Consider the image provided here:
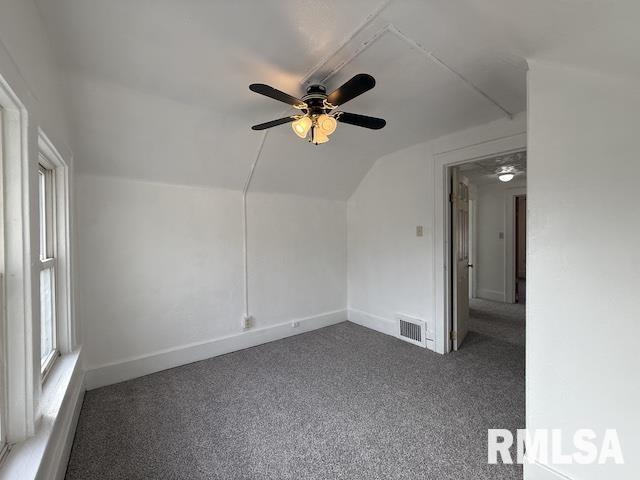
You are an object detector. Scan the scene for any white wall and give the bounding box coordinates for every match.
[76,174,347,384]
[476,183,507,301]
[526,62,640,480]
[475,180,526,302]
[347,113,527,345]
[248,192,347,325]
[0,0,71,148]
[76,175,244,368]
[348,142,434,338]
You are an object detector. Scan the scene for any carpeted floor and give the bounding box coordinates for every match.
[66,322,524,480]
[468,298,526,346]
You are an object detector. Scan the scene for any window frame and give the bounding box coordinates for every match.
[37,130,73,384]
[37,160,58,380]
[0,106,8,462]
[0,69,35,444]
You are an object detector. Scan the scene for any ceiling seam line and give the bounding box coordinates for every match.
[387,25,515,119]
[320,24,392,85]
[300,0,394,85]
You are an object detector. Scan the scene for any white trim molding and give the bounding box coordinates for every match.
[0,70,35,441]
[86,310,347,390]
[348,309,396,337]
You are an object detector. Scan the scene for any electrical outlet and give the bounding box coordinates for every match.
[242,316,253,329]
[416,225,424,237]
[292,320,300,328]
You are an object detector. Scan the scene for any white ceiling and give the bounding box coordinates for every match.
[459,150,526,186]
[36,0,640,199]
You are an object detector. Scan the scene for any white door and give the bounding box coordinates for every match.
[451,168,471,350]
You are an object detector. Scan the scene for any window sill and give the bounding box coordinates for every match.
[0,349,84,480]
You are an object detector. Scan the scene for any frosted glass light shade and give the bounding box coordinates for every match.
[312,128,329,144]
[498,173,515,182]
[317,114,337,135]
[292,116,312,138]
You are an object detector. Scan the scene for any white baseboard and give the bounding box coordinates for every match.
[86,310,347,390]
[477,288,507,303]
[347,309,435,351]
[525,461,574,480]
[348,309,396,336]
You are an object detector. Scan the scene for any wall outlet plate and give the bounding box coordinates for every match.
[242,316,253,329]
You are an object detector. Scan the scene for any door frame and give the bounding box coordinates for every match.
[468,195,477,299]
[505,189,527,304]
[432,133,526,354]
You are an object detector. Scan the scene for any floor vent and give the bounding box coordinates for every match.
[397,314,427,348]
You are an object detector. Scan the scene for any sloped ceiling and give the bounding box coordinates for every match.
[36,0,640,199]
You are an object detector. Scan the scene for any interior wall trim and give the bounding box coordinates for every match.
[85,310,347,390]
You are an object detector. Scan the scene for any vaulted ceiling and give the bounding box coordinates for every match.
[36,0,640,199]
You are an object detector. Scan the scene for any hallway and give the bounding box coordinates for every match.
[468,299,525,347]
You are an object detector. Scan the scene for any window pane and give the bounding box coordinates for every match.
[38,170,46,259]
[40,267,55,366]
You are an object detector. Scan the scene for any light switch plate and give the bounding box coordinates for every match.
[416,226,424,237]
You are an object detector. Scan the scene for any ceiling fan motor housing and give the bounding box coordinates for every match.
[303,84,329,115]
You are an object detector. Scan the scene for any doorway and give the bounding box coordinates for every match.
[515,195,526,304]
[448,151,527,350]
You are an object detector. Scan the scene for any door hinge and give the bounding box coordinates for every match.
[450,330,457,341]
[449,192,455,203]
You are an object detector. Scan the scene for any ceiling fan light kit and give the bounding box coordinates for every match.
[249,73,386,145]
[498,173,515,182]
[292,116,313,138]
[496,165,517,182]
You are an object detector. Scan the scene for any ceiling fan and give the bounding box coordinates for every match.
[249,73,386,145]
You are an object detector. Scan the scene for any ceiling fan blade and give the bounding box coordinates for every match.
[251,116,296,131]
[249,84,306,108]
[326,74,376,108]
[337,112,386,130]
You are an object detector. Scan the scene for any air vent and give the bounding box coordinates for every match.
[397,314,427,348]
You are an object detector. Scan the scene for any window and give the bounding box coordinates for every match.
[38,161,58,378]
[0,107,7,460]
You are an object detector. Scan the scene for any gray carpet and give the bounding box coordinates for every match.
[66,322,524,479]
[469,298,526,346]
